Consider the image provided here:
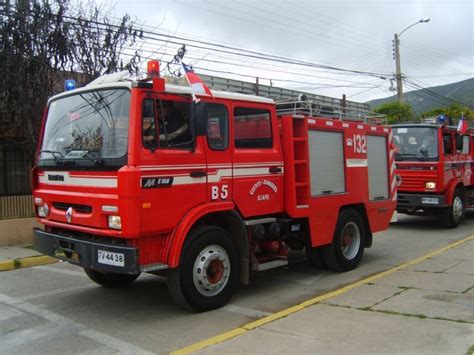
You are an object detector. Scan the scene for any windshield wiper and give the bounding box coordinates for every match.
[64,149,103,165]
[84,150,103,165]
[39,150,64,163]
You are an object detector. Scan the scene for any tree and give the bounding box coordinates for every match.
[0,0,142,144]
[373,101,416,124]
[420,103,472,125]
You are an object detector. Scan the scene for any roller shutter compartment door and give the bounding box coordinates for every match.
[367,135,389,200]
[308,130,345,196]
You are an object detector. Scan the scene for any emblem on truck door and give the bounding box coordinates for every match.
[66,207,73,223]
[142,177,174,188]
[48,174,65,181]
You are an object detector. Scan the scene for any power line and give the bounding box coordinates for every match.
[13,5,393,80]
[404,78,474,109]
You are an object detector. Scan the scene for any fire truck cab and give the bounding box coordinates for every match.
[393,122,473,227]
[33,65,396,311]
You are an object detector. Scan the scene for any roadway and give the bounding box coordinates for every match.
[0,212,473,354]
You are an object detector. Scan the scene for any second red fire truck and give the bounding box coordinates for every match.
[393,120,473,227]
[33,62,397,311]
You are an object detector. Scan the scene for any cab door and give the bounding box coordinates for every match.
[201,102,233,204]
[231,103,284,217]
[138,95,206,235]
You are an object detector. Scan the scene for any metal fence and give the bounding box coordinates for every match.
[0,143,35,219]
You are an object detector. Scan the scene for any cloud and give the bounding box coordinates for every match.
[104,0,473,101]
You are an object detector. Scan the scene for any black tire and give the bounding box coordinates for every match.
[306,245,328,270]
[442,189,465,228]
[323,209,366,272]
[84,268,140,288]
[167,226,240,312]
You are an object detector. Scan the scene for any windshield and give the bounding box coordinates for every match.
[39,89,130,168]
[393,126,439,161]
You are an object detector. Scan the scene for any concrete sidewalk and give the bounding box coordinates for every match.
[181,237,474,355]
[0,245,57,271]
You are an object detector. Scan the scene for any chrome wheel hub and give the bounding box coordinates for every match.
[193,245,231,297]
[341,222,361,260]
[452,196,463,222]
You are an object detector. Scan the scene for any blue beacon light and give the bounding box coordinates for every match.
[65,79,76,91]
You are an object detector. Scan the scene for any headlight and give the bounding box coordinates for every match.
[425,182,436,189]
[108,215,122,230]
[37,203,49,217]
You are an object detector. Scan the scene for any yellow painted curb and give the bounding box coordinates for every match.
[18,256,58,268]
[171,234,474,355]
[0,255,58,272]
[170,328,247,355]
[0,260,15,272]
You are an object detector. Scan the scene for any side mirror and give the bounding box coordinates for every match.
[455,134,463,151]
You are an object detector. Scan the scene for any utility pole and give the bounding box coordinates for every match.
[393,33,403,102]
[393,18,430,103]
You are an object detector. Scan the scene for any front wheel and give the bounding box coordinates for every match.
[84,268,140,288]
[323,209,366,272]
[167,226,240,312]
[442,189,465,228]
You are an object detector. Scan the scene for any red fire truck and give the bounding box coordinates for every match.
[393,121,473,227]
[33,62,397,311]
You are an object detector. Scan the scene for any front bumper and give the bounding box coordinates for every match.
[397,193,446,210]
[34,228,140,274]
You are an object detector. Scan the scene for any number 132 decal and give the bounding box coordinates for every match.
[353,134,367,154]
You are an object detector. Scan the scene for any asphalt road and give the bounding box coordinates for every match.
[1,212,473,354]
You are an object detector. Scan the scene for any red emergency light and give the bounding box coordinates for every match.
[146,60,165,91]
[147,60,160,78]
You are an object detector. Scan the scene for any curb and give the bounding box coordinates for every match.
[0,260,15,272]
[0,255,58,272]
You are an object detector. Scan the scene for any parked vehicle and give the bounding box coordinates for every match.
[392,121,473,227]
[33,61,397,311]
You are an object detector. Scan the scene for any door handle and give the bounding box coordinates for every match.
[190,171,207,178]
[269,166,282,174]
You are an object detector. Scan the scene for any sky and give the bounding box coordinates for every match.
[99,0,473,103]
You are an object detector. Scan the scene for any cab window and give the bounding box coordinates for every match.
[206,104,229,150]
[141,99,193,150]
[234,107,272,149]
[462,136,470,154]
[156,100,192,148]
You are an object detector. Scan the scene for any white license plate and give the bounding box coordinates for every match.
[422,197,439,205]
[97,250,125,267]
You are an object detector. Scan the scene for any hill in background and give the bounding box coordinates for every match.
[367,77,474,115]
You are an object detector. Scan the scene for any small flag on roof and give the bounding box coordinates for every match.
[457,112,468,135]
[182,63,213,102]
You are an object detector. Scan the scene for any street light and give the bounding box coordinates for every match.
[393,18,430,101]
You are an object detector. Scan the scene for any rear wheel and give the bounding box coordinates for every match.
[167,226,240,312]
[323,209,366,272]
[84,268,140,288]
[442,189,465,228]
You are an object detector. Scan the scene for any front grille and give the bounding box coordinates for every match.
[53,202,92,213]
[400,176,424,189]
